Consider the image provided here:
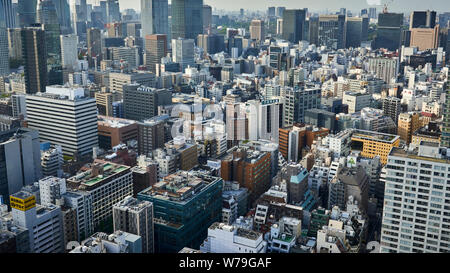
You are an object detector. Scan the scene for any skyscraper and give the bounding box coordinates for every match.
[203,5,212,33]
[106,0,121,23]
[282,9,306,43]
[374,12,403,51]
[1,0,16,28]
[346,17,369,48]
[145,34,167,73]
[17,0,37,27]
[172,38,195,71]
[0,0,9,76]
[409,10,436,29]
[171,0,203,40]
[87,28,102,68]
[318,14,346,50]
[50,0,71,34]
[250,20,265,42]
[141,0,169,45]
[380,142,450,253]
[60,34,78,70]
[37,0,63,85]
[21,27,47,94]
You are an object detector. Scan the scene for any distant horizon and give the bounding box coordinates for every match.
[82,0,449,14]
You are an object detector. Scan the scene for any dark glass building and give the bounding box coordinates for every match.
[374,12,403,51]
[171,0,203,40]
[21,27,47,94]
[282,9,306,43]
[138,171,223,253]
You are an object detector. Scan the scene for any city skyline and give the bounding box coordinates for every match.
[82,0,450,13]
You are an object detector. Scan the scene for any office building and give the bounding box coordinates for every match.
[70,230,141,253]
[26,86,98,156]
[41,145,63,178]
[282,9,306,43]
[97,116,138,150]
[172,38,195,71]
[67,160,133,230]
[350,129,400,164]
[397,112,421,144]
[171,0,203,40]
[374,12,403,51]
[109,72,157,97]
[0,128,42,205]
[410,25,440,51]
[137,117,166,156]
[250,20,265,42]
[145,34,167,73]
[106,0,120,23]
[382,97,402,125]
[141,0,169,43]
[197,34,225,55]
[10,191,63,253]
[410,10,436,29]
[368,57,399,84]
[113,196,154,253]
[203,5,212,32]
[318,15,346,50]
[60,34,78,70]
[123,84,172,121]
[380,142,450,253]
[342,92,371,114]
[200,222,266,253]
[138,171,223,253]
[282,87,321,127]
[346,17,369,48]
[442,87,450,148]
[21,27,47,94]
[17,0,37,27]
[87,28,102,68]
[304,109,337,133]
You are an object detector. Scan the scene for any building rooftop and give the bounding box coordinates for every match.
[209,222,261,241]
[67,160,130,190]
[98,115,137,128]
[138,171,222,204]
[352,129,399,143]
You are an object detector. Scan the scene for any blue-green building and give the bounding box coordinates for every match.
[137,170,222,253]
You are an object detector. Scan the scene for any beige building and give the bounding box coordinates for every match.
[397,112,421,144]
[250,20,265,42]
[410,25,439,51]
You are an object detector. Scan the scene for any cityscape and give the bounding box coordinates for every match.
[0,0,450,257]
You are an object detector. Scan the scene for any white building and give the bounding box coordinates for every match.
[25,85,98,156]
[39,176,67,207]
[172,38,195,71]
[200,222,267,253]
[11,191,64,253]
[380,142,450,253]
[342,91,371,114]
[60,34,79,70]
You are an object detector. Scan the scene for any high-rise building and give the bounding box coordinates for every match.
[441,86,450,148]
[60,34,79,70]
[41,145,63,178]
[145,34,167,73]
[137,117,166,156]
[37,0,63,85]
[97,116,138,150]
[350,129,400,165]
[7,28,22,62]
[382,97,402,125]
[397,112,421,144]
[26,86,98,156]
[172,38,195,71]
[0,0,15,28]
[138,171,223,253]
[250,20,265,42]
[0,128,42,205]
[345,17,369,48]
[410,25,440,51]
[409,10,436,29]
[123,84,172,121]
[109,72,157,97]
[141,0,169,46]
[368,57,399,84]
[282,9,306,43]
[21,27,47,94]
[50,0,71,33]
[318,15,346,50]
[203,5,212,32]
[87,28,102,68]
[0,0,9,76]
[106,0,120,23]
[113,196,154,253]
[171,0,203,40]
[17,0,37,27]
[380,142,450,253]
[374,12,403,51]
[282,87,321,127]
[368,7,377,19]
[10,191,64,253]
[197,34,225,55]
[67,160,133,230]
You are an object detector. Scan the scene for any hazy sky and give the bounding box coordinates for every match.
[86,0,449,13]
